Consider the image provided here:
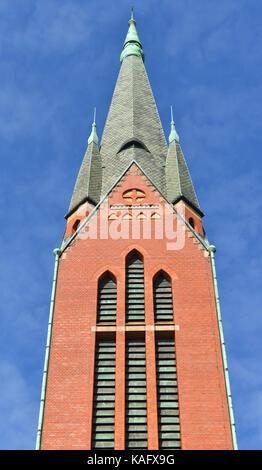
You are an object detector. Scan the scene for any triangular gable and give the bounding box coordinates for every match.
[60,160,209,254]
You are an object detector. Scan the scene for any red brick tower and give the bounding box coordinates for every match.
[36,12,237,451]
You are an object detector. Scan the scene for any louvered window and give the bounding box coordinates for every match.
[125,339,148,449]
[126,252,145,322]
[155,338,180,449]
[153,273,174,322]
[92,340,116,449]
[97,273,117,322]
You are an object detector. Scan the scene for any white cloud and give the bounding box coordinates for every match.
[1,0,93,56]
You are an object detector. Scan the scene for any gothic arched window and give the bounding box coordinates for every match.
[153,271,174,322]
[125,250,145,322]
[97,272,117,322]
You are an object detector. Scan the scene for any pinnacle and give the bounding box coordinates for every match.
[88,108,99,145]
[169,106,180,144]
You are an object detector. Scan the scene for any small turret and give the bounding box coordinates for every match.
[65,109,102,223]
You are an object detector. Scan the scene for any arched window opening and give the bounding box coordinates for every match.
[72,219,81,234]
[97,272,117,322]
[117,139,150,154]
[153,271,174,322]
[125,251,145,322]
[189,217,195,229]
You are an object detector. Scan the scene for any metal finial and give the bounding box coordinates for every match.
[169,105,180,143]
[170,105,174,123]
[121,5,144,63]
[88,107,99,145]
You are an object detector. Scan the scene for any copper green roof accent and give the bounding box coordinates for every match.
[208,244,238,450]
[120,8,144,63]
[36,248,61,450]
[88,107,99,145]
[169,106,180,143]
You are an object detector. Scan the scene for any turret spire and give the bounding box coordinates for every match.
[169,105,180,143]
[120,8,144,63]
[88,107,99,145]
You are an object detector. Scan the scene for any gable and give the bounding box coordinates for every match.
[61,161,208,255]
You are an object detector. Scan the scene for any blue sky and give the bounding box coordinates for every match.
[0,0,261,450]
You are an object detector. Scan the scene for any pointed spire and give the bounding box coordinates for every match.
[165,133,203,215]
[120,8,144,63]
[169,106,180,144]
[88,107,99,145]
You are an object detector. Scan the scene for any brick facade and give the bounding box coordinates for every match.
[40,164,233,450]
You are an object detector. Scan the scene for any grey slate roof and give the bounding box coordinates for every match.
[66,141,102,218]
[99,54,168,196]
[165,140,202,215]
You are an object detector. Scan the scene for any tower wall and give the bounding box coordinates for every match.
[40,166,233,450]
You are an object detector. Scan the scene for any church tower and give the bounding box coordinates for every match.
[36,11,237,451]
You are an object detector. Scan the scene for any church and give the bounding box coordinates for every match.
[36,10,237,451]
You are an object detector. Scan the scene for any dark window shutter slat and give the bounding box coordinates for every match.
[125,339,148,449]
[156,338,181,450]
[154,274,174,322]
[92,340,116,449]
[97,275,117,322]
[126,254,145,322]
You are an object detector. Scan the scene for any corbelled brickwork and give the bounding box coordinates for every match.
[40,164,233,450]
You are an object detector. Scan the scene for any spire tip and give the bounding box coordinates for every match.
[88,108,99,145]
[170,105,174,123]
[120,6,144,63]
[169,106,180,144]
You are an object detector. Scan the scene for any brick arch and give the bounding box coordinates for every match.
[93,264,121,283]
[120,244,149,263]
[150,264,179,281]
[153,269,171,283]
[125,248,144,263]
[97,269,117,284]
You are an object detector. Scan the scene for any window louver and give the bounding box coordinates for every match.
[153,274,174,322]
[92,340,116,449]
[97,274,117,322]
[155,338,181,449]
[126,254,145,322]
[125,339,148,449]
